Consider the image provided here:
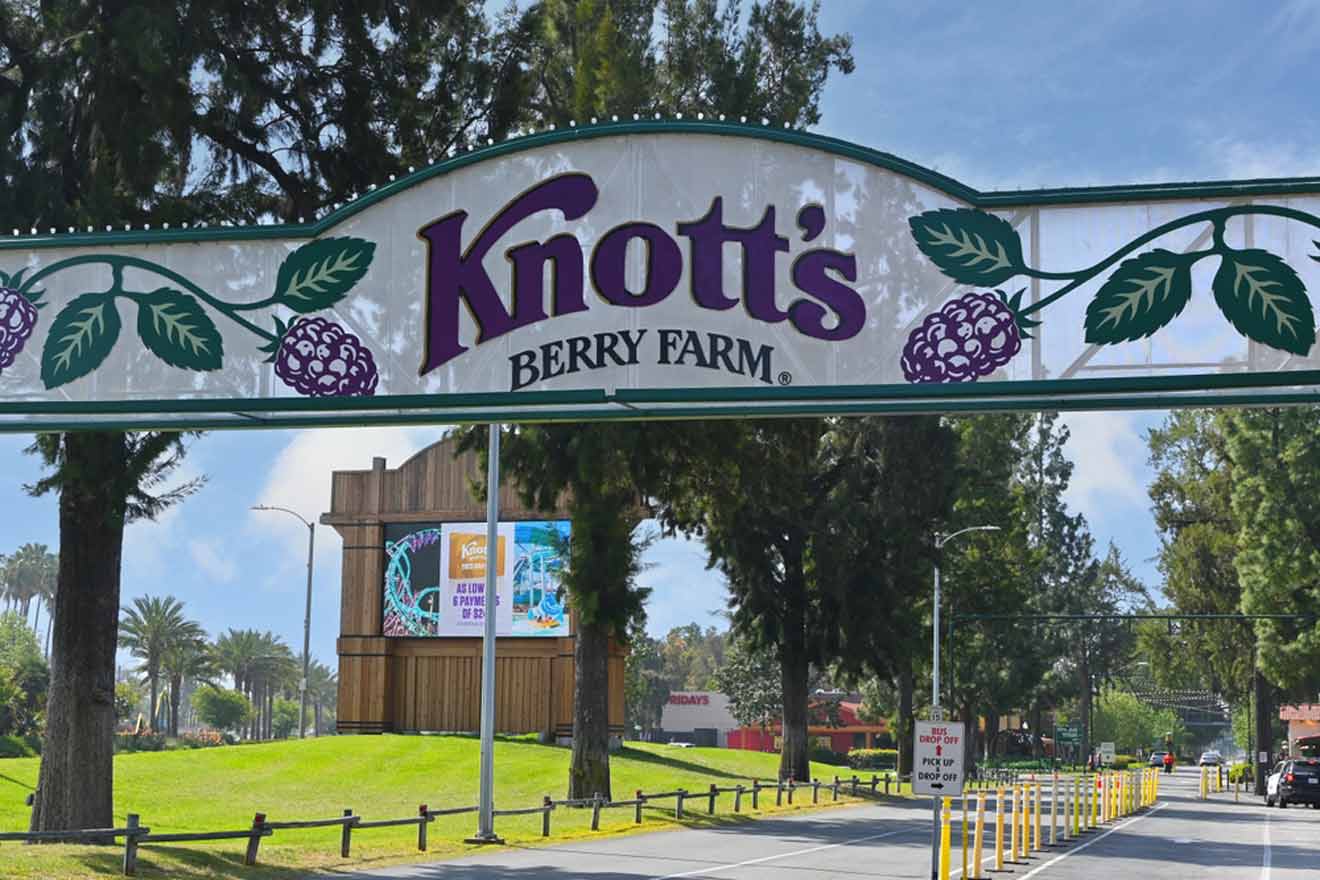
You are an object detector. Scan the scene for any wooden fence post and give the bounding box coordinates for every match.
[417,805,428,851]
[543,796,553,836]
[591,794,602,831]
[812,779,820,804]
[871,775,879,794]
[787,781,794,805]
[734,785,743,813]
[708,784,718,814]
[340,809,353,858]
[885,776,891,796]
[833,775,840,801]
[244,813,266,867]
[851,775,859,797]
[776,781,783,807]
[752,780,760,810]
[122,814,140,877]
[676,789,686,820]
[634,790,644,824]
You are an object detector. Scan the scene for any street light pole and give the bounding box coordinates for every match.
[252,505,315,740]
[929,524,999,880]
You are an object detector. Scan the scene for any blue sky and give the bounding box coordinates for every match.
[5,1,1320,667]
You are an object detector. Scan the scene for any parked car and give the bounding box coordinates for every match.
[1265,759,1320,808]
[1149,751,1168,768]
[1199,750,1223,766]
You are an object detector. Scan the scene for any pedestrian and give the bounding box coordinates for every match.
[1163,751,1174,775]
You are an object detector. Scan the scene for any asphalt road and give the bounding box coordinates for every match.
[317,766,1318,879]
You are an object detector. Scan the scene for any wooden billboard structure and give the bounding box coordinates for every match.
[321,435,625,739]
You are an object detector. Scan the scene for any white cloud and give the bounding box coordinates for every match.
[1059,411,1150,520]
[122,458,205,579]
[1200,137,1320,180]
[250,426,442,586]
[189,538,237,583]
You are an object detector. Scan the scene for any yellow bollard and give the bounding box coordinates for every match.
[972,791,987,880]
[995,786,1005,872]
[962,796,969,879]
[1050,774,1059,846]
[1033,783,1042,851]
[1010,785,1020,861]
[940,797,953,880]
[1090,775,1099,828]
[1074,776,1082,835]
[1021,781,1030,852]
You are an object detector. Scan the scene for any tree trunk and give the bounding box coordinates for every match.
[568,618,612,799]
[1254,667,1271,795]
[984,712,1000,761]
[148,669,159,734]
[31,432,127,837]
[897,663,914,778]
[313,702,321,737]
[961,701,977,775]
[168,674,181,737]
[778,595,811,783]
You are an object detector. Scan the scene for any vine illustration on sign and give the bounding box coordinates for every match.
[0,237,379,397]
[902,205,1320,383]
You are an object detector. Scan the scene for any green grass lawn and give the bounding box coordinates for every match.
[0,737,898,879]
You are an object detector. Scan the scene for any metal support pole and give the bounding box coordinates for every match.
[471,423,503,843]
[299,521,314,739]
[930,550,941,880]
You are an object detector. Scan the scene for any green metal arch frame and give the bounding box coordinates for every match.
[4,118,1320,253]
[4,118,1320,430]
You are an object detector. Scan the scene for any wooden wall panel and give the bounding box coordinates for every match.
[326,437,629,738]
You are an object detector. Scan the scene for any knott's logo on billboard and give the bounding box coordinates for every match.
[3,120,1320,431]
[416,173,862,392]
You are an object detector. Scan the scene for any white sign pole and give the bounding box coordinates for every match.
[471,423,502,843]
[930,547,942,880]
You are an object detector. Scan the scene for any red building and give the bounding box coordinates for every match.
[727,701,890,754]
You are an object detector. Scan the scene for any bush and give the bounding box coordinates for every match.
[809,745,847,766]
[179,730,226,749]
[272,698,300,739]
[847,748,898,770]
[1228,762,1253,783]
[1111,754,1136,769]
[114,733,167,753]
[0,734,39,758]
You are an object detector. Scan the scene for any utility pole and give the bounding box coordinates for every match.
[251,505,315,739]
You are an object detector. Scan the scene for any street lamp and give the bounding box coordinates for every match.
[929,524,999,880]
[251,504,315,740]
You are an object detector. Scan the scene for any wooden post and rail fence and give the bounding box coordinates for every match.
[2,773,907,875]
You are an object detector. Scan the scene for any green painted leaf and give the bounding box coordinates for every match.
[274,237,375,313]
[1084,249,1194,345]
[908,208,1024,285]
[136,288,223,371]
[1212,248,1315,355]
[40,294,121,389]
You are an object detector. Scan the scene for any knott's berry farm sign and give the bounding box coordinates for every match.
[4,119,1320,431]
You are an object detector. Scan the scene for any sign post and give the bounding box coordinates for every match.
[916,720,966,880]
[467,423,503,844]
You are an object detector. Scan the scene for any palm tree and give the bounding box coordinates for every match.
[160,636,215,736]
[212,629,295,739]
[4,544,57,626]
[118,597,203,733]
[305,660,338,736]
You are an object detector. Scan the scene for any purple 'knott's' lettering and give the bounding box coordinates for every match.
[789,204,865,341]
[418,173,599,374]
[677,198,790,322]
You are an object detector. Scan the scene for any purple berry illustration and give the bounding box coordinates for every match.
[274,316,379,397]
[0,286,38,371]
[901,291,1023,383]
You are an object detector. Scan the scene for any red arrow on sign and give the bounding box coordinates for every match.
[935,745,942,756]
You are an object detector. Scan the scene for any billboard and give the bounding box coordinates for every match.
[382,520,570,638]
[5,120,1320,432]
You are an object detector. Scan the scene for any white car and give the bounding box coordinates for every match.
[1199,750,1223,766]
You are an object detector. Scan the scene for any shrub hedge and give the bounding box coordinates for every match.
[847,748,898,770]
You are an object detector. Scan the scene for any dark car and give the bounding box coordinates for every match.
[1267,758,1320,808]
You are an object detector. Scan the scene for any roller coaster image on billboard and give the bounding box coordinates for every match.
[382,520,570,638]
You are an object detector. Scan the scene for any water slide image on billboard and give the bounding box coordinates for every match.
[382,521,570,637]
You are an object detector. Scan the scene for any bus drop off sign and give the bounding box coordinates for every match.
[913,721,966,796]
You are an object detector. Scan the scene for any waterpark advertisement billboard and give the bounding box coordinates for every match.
[382,520,570,638]
[4,119,1320,431]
